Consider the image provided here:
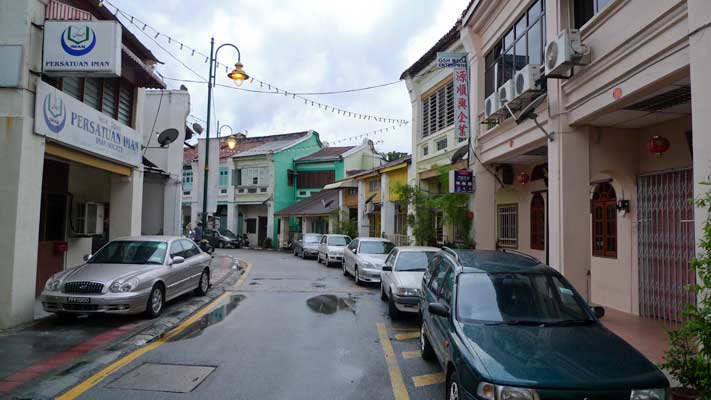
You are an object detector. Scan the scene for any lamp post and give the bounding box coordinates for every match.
[201,37,248,229]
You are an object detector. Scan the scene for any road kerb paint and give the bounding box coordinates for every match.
[394,331,421,341]
[56,260,253,400]
[401,350,420,360]
[376,323,410,400]
[412,372,445,388]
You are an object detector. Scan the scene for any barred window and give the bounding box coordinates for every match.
[421,80,454,138]
[497,203,518,248]
[436,138,447,151]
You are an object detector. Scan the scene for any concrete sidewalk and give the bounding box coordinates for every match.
[0,254,240,398]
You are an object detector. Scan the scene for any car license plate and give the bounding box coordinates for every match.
[66,297,91,304]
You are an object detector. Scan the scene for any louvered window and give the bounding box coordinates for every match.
[421,79,454,138]
[83,78,101,110]
[60,77,135,127]
[101,79,118,119]
[62,77,82,101]
[117,83,134,126]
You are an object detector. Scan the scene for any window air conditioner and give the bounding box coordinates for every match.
[498,79,515,107]
[76,202,105,236]
[545,29,591,77]
[484,92,500,119]
[514,64,542,98]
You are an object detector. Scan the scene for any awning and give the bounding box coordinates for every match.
[276,189,339,217]
[323,179,358,190]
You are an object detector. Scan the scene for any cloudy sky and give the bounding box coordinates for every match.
[116,0,466,153]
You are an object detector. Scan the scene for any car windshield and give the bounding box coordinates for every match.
[456,273,593,324]
[359,241,395,254]
[395,251,436,271]
[89,241,167,265]
[304,235,321,243]
[220,230,237,239]
[328,236,350,246]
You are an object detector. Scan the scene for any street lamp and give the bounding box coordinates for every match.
[218,123,238,151]
[201,38,248,229]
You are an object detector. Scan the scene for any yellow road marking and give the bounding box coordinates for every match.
[57,261,253,400]
[390,327,419,332]
[402,350,420,359]
[394,331,420,341]
[412,372,446,387]
[376,323,410,400]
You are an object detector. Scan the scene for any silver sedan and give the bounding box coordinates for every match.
[40,236,211,318]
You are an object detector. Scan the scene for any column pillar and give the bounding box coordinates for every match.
[227,203,236,233]
[110,168,144,239]
[279,217,289,247]
[473,159,497,250]
[357,180,369,237]
[381,173,394,237]
[266,201,275,248]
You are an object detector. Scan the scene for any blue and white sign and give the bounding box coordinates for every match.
[449,169,475,194]
[35,81,141,167]
[43,21,121,77]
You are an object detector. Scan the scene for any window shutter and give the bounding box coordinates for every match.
[233,169,241,186]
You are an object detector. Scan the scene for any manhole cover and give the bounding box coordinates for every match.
[107,363,216,393]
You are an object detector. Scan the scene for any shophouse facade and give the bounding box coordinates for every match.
[461,0,711,322]
[0,0,171,328]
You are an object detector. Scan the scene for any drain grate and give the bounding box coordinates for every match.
[107,363,216,393]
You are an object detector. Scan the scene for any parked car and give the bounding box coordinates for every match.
[342,237,395,284]
[40,236,211,318]
[419,248,669,400]
[381,246,438,318]
[317,234,352,266]
[293,233,323,259]
[205,229,242,249]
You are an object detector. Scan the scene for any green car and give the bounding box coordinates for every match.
[419,249,668,400]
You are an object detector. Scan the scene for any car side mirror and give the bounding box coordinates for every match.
[170,256,185,265]
[382,266,392,272]
[592,306,605,319]
[429,303,450,318]
[83,254,92,262]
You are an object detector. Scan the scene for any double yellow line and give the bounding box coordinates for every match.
[57,261,253,400]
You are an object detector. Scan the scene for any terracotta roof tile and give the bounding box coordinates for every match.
[295,146,355,162]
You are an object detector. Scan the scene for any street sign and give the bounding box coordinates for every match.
[43,21,122,77]
[438,52,470,141]
[436,52,468,69]
[449,169,475,194]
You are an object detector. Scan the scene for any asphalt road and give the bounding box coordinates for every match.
[67,249,445,400]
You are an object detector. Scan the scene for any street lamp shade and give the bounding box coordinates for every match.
[227,62,249,87]
[226,135,238,150]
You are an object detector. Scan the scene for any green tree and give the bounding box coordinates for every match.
[384,151,408,162]
[330,210,358,238]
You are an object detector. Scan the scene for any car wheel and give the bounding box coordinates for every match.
[380,284,387,301]
[145,285,164,318]
[388,291,400,319]
[420,324,435,361]
[447,370,461,400]
[301,249,306,259]
[194,269,210,296]
[342,261,348,276]
[354,267,361,285]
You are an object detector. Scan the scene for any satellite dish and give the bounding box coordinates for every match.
[192,123,204,134]
[157,128,179,147]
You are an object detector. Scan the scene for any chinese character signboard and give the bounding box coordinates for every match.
[43,21,122,77]
[449,169,475,194]
[438,52,470,141]
[34,81,141,166]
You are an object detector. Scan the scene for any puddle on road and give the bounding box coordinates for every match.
[306,294,356,315]
[169,295,245,341]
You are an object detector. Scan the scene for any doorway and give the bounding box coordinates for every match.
[36,159,69,296]
[258,216,268,247]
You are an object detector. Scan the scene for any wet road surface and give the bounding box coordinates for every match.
[68,249,445,400]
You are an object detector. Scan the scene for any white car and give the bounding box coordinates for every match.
[380,246,439,318]
[342,237,395,284]
[317,234,352,266]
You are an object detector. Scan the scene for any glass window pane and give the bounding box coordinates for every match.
[62,77,82,101]
[515,37,527,72]
[503,47,514,82]
[515,14,527,39]
[528,0,543,21]
[596,0,611,12]
[528,20,543,66]
[83,78,101,110]
[504,29,514,50]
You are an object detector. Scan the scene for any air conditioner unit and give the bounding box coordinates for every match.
[76,202,105,236]
[484,92,501,119]
[498,164,514,186]
[545,29,591,77]
[498,79,515,107]
[365,203,375,214]
[514,64,542,98]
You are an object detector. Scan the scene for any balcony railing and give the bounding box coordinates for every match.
[385,233,411,247]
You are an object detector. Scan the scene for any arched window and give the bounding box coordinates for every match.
[591,182,617,258]
[530,193,545,250]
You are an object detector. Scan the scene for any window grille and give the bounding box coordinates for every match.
[497,203,518,248]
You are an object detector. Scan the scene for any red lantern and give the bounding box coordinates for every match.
[53,241,68,254]
[466,211,474,220]
[517,172,530,184]
[647,135,670,158]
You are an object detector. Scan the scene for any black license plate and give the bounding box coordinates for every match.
[66,297,91,304]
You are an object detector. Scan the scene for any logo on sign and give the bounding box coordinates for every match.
[43,93,66,133]
[60,25,96,56]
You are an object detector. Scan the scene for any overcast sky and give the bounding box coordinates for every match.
[117,0,466,153]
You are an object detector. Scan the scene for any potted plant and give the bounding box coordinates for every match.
[662,181,711,399]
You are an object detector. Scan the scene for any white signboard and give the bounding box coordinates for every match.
[35,81,141,166]
[437,52,468,69]
[43,21,122,77]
